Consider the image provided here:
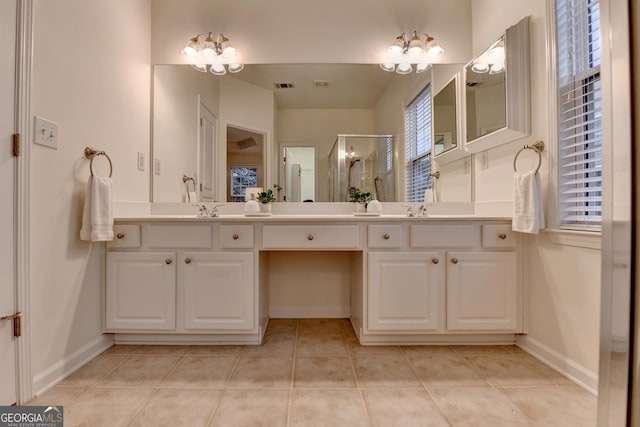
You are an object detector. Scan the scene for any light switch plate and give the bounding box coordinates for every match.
[137,152,145,171]
[154,158,161,175]
[34,116,59,149]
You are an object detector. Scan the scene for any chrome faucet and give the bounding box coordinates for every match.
[402,204,429,217]
[196,204,223,218]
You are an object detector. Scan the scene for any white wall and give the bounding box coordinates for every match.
[30,0,150,392]
[219,77,275,200]
[151,0,472,65]
[278,109,375,202]
[470,0,601,389]
[153,66,219,202]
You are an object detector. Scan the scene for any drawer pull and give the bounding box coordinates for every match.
[451,258,458,264]
[307,235,314,241]
[432,258,439,264]
[383,233,390,240]
[165,259,173,265]
[116,233,125,239]
[232,233,239,240]
[184,258,192,264]
[498,233,507,240]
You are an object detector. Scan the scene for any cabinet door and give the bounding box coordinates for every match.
[446,251,518,330]
[368,252,443,331]
[180,252,255,331]
[106,252,176,331]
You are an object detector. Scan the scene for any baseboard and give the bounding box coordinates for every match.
[31,334,114,397]
[516,335,598,395]
[269,306,349,319]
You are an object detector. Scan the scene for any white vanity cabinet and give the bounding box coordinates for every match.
[361,221,520,342]
[106,251,176,331]
[179,252,254,331]
[106,217,520,345]
[446,251,517,330]
[367,251,443,331]
[105,223,260,342]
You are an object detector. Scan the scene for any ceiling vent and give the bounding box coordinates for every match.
[274,82,295,89]
[313,80,330,87]
[466,82,480,87]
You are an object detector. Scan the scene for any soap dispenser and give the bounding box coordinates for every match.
[244,193,259,214]
[367,193,382,214]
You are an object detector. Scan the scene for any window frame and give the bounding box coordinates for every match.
[547,0,603,245]
[404,84,434,203]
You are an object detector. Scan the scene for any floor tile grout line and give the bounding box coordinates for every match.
[124,387,161,427]
[59,352,131,389]
[286,319,299,427]
[348,331,373,425]
[401,346,455,427]
[204,387,226,427]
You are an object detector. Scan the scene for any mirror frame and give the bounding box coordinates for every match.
[463,16,530,152]
[433,71,468,164]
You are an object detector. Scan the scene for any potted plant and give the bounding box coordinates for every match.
[349,188,371,212]
[256,189,276,212]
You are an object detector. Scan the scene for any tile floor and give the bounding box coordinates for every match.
[26,319,597,426]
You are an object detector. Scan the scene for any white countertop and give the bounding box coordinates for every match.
[112,201,513,222]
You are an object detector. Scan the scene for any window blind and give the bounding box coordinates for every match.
[556,0,602,230]
[405,85,432,203]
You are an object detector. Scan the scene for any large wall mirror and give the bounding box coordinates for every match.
[463,16,530,152]
[151,63,473,203]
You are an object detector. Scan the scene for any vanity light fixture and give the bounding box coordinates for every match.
[181,32,244,75]
[380,31,444,74]
[470,36,505,74]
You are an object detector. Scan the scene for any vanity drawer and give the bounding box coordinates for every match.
[410,225,479,248]
[220,225,254,249]
[146,225,212,249]
[482,224,516,248]
[368,225,403,248]
[107,225,141,248]
[262,225,360,250]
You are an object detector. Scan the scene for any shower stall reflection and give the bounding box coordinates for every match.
[328,134,396,202]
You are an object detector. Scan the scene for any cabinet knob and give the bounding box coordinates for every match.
[165,259,173,265]
[383,233,390,240]
[232,233,239,240]
[116,233,125,239]
[451,258,458,264]
[432,258,439,264]
[307,235,314,241]
[498,233,507,240]
[185,258,192,264]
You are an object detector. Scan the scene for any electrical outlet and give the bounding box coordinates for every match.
[137,152,145,171]
[154,158,161,175]
[34,116,59,149]
[479,151,489,170]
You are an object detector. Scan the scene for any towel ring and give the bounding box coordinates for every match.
[84,147,113,177]
[513,140,544,174]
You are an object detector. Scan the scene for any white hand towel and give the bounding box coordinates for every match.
[512,170,545,234]
[80,176,114,241]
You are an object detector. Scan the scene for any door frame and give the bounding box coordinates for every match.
[14,0,33,403]
[279,144,318,202]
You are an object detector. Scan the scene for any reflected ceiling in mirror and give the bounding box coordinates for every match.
[233,64,395,108]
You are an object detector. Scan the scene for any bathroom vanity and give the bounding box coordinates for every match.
[104,211,522,346]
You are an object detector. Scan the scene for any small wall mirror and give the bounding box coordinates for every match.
[433,73,468,164]
[464,16,530,152]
